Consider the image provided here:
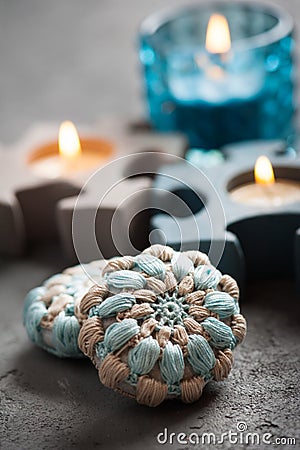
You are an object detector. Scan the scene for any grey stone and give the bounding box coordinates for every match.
[0,1,299,449]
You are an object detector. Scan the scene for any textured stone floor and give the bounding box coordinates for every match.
[0,245,299,450]
[0,1,300,449]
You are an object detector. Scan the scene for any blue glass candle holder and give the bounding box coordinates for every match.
[139,2,296,150]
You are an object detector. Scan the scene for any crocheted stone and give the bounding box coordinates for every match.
[23,260,106,357]
[78,245,247,406]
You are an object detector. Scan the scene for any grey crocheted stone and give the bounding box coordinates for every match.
[23,260,105,357]
[78,245,247,406]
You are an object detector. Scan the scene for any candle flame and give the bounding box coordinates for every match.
[205,14,231,54]
[254,156,275,185]
[59,121,81,159]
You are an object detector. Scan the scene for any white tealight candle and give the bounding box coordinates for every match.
[230,156,300,207]
[29,121,114,179]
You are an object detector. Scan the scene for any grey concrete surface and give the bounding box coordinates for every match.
[0,1,300,449]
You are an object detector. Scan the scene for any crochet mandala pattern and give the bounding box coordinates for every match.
[78,245,247,407]
[23,261,106,357]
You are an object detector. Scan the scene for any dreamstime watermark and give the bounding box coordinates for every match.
[156,422,297,446]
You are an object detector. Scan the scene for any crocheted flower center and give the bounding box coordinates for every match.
[150,290,189,329]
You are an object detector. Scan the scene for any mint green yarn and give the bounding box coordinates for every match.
[167,384,181,396]
[52,312,81,357]
[150,290,189,328]
[160,342,185,384]
[128,336,160,375]
[103,318,140,353]
[204,291,239,319]
[202,317,236,349]
[126,372,139,386]
[135,254,166,280]
[106,270,146,290]
[23,288,47,344]
[187,334,216,376]
[43,274,64,286]
[96,293,136,318]
[194,265,222,290]
[23,263,105,358]
[171,253,194,281]
[96,342,107,360]
[23,287,83,358]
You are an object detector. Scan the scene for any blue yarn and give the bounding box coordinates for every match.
[23,287,83,358]
[96,341,107,360]
[126,372,139,386]
[135,254,166,280]
[23,292,47,345]
[128,336,160,375]
[194,265,222,290]
[96,293,136,318]
[167,383,181,396]
[204,291,239,319]
[23,264,105,358]
[51,312,82,358]
[150,291,189,328]
[103,318,140,353]
[171,253,194,281]
[202,317,237,350]
[234,300,240,315]
[187,334,216,376]
[106,270,146,290]
[23,287,46,327]
[160,342,185,384]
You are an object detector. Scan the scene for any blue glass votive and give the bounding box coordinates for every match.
[139,2,295,149]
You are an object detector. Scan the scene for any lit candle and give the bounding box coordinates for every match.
[29,121,114,179]
[230,156,300,207]
[205,14,231,54]
[170,14,264,104]
[139,3,295,149]
[161,12,267,151]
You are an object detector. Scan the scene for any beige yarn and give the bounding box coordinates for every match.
[78,245,247,406]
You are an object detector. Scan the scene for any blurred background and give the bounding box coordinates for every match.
[0,0,299,145]
[0,2,299,449]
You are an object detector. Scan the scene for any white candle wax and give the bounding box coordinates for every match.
[30,150,110,179]
[28,124,114,180]
[230,179,300,207]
